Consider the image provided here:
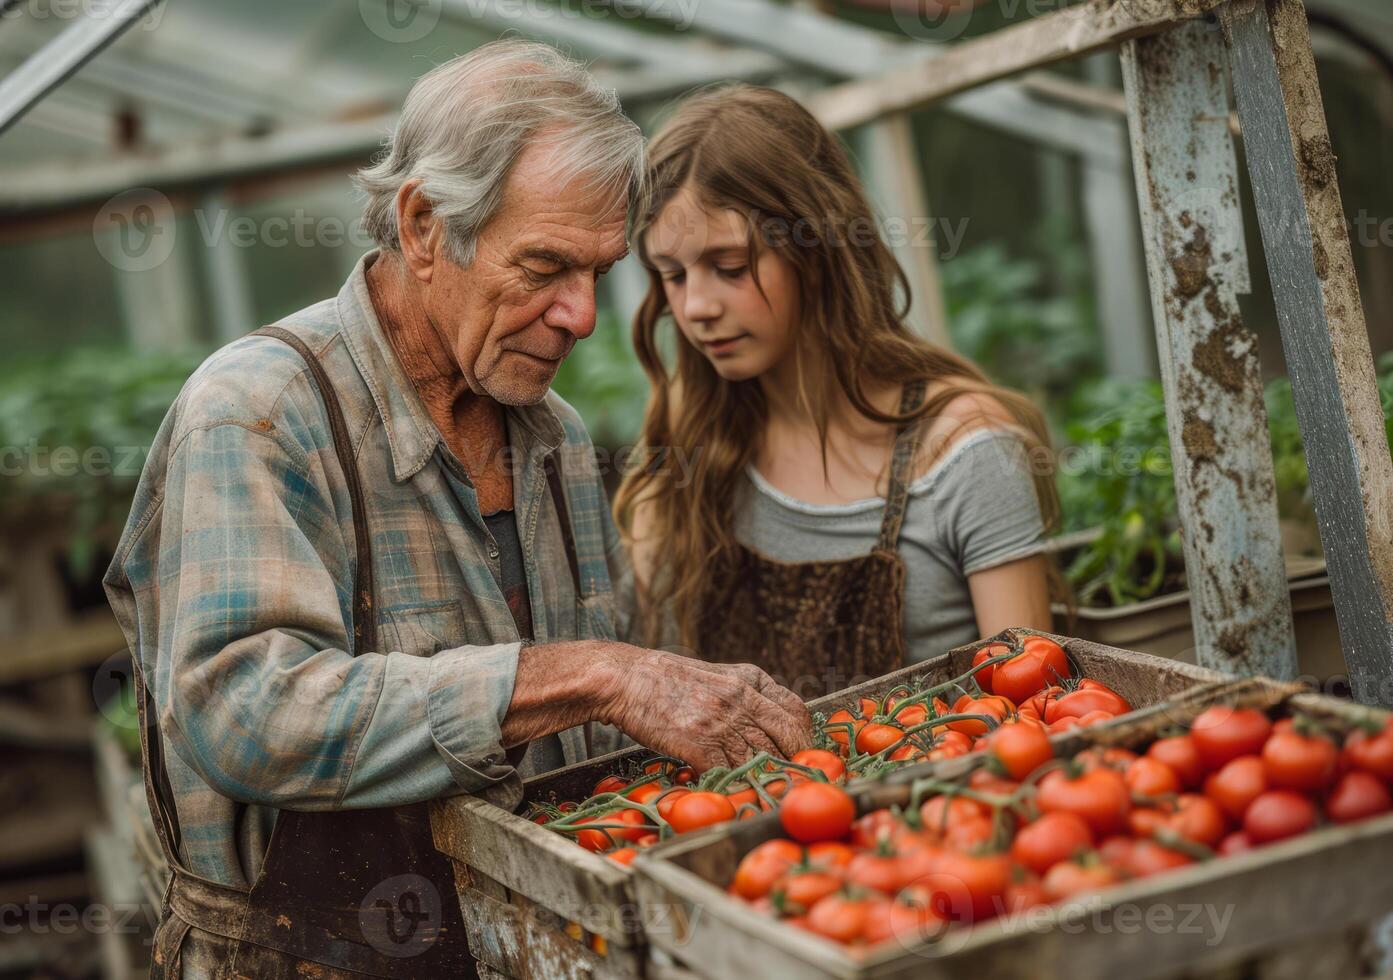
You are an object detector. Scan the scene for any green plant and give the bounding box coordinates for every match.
[941,231,1103,412]
[551,310,649,449]
[1056,379,1184,608]
[0,347,206,577]
[1058,359,1393,608]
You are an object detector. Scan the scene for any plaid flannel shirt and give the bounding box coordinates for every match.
[103,251,628,890]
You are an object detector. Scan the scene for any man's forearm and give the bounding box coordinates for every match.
[500,640,637,746]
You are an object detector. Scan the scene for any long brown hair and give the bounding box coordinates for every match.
[614,84,1061,649]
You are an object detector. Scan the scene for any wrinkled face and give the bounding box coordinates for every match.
[422,142,630,406]
[644,184,800,384]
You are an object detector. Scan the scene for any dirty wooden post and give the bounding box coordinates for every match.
[1120,19,1299,681]
[1223,0,1393,707]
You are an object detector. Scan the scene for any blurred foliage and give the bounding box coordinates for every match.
[551,311,650,449]
[0,347,204,578]
[942,221,1103,416]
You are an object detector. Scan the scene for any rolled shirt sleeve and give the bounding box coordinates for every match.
[155,419,520,810]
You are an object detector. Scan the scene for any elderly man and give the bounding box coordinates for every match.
[103,40,810,978]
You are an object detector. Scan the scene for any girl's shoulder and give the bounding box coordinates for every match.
[911,378,1026,482]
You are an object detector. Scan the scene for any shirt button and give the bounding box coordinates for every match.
[487,544,499,559]
[483,755,501,767]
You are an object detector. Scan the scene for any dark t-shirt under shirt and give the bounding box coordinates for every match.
[482,508,563,775]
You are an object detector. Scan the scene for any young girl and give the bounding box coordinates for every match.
[615,85,1060,698]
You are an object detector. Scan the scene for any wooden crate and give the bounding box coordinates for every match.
[633,680,1393,980]
[431,631,1229,979]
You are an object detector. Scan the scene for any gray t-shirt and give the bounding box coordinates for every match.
[733,429,1046,665]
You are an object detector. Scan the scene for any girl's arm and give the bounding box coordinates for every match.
[967,553,1054,638]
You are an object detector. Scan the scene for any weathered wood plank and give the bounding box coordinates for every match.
[807,0,1227,132]
[431,793,639,944]
[1223,0,1393,706]
[458,883,644,980]
[1120,21,1298,679]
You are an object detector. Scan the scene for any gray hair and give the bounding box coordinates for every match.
[355,40,646,266]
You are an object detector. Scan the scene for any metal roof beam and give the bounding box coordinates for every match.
[0,0,164,138]
[606,0,1127,162]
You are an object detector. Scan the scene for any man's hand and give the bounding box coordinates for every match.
[598,648,813,772]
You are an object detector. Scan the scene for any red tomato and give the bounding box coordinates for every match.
[1128,806,1172,839]
[849,808,901,849]
[1126,757,1182,797]
[1147,735,1206,789]
[780,783,856,844]
[969,768,1021,797]
[1217,830,1252,856]
[986,719,1054,780]
[731,839,803,899]
[943,815,995,851]
[1190,706,1274,770]
[971,642,1012,693]
[1122,839,1193,878]
[857,723,906,755]
[673,766,696,785]
[1243,790,1317,844]
[655,787,690,822]
[776,871,843,913]
[574,818,613,852]
[1203,755,1268,821]
[920,851,1012,923]
[1343,717,1393,782]
[860,891,943,947]
[1042,859,1123,899]
[1044,683,1131,724]
[1010,811,1094,875]
[847,851,909,895]
[825,709,865,754]
[895,703,929,728]
[946,697,1010,737]
[667,792,738,834]
[806,841,856,870]
[1326,770,1393,824]
[1036,767,1132,837]
[627,781,665,805]
[1001,878,1052,916]
[992,637,1070,705]
[919,796,990,838]
[593,775,628,796]
[608,807,649,843]
[607,847,639,866]
[1261,728,1338,792]
[1167,793,1228,847]
[806,894,872,944]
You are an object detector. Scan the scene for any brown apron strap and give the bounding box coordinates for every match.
[252,326,377,654]
[543,450,584,597]
[875,379,929,553]
[135,325,381,899]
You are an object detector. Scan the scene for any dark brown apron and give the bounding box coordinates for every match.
[697,381,927,699]
[134,325,583,978]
